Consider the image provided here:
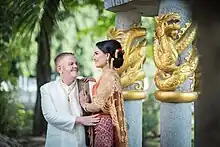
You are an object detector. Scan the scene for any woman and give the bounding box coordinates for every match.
[80,39,128,147]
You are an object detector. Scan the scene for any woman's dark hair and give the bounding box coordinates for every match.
[96,39,124,68]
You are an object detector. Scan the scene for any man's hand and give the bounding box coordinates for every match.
[76,114,100,126]
[82,77,96,83]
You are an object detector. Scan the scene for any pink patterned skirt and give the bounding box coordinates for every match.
[89,114,116,147]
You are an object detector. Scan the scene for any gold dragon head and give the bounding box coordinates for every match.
[107,26,147,88]
[155,13,181,40]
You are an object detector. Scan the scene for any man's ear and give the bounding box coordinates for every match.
[56,65,62,74]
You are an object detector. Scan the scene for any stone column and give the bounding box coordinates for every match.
[107,11,147,147]
[153,0,199,147]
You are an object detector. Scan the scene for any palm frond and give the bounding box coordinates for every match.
[39,0,61,36]
[8,0,61,42]
[8,0,44,41]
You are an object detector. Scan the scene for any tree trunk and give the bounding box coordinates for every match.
[33,0,60,136]
[33,28,51,136]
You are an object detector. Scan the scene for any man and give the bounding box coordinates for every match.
[40,52,99,147]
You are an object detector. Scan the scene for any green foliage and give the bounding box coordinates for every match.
[0,91,33,137]
[50,4,115,77]
[142,92,160,139]
[0,2,20,84]
[142,17,155,58]
[78,10,115,38]
[3,0,114,78]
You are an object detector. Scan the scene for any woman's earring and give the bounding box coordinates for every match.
[110,58,114,69]
[106,58,109,65]
[115,50,119,58]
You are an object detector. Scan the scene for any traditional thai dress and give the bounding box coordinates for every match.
[85,69,128,147]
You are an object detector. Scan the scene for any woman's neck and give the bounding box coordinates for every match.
[102,64,111,73]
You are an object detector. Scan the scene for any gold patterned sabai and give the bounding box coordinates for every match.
[153,13,199,91]
[107,26,147,88]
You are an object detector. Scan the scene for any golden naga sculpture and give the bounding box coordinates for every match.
[153,13,199,102]
[107,26,147,89]
[154,13,198,91]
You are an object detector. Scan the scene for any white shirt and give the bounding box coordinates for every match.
[61,80,86,147]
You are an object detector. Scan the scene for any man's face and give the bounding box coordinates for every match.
[57,55,78,79]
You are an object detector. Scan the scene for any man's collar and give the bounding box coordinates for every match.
[61,79,76,89]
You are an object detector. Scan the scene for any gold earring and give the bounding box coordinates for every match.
[110,58,114,69]
[115,50,119,58]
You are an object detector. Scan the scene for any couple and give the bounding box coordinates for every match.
[40,40,128,147]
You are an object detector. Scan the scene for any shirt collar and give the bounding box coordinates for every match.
[61,79,76,93]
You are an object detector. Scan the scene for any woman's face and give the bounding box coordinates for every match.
[93,48,109,68]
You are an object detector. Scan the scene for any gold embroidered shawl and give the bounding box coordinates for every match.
[93,69,128,147]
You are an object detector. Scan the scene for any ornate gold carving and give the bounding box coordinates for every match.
[123,90,147,100]
[154,90,198,103]
[193,66,201,92]
[133,81,143,91]
[153,13,199,92]
[107,26,147,88]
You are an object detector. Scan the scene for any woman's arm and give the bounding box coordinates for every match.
[83,102,101,112]
[79,89,101,112]
[81,72,119,113]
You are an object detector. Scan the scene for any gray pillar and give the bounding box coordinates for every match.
[124,100,142,147]
[158,0,193,147]
[115,11,143,147]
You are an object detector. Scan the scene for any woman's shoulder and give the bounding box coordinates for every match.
[103,69,119,79]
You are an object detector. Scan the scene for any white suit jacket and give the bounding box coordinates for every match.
[40,80,87,147]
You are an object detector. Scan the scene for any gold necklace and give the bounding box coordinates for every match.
[60,80,76,102]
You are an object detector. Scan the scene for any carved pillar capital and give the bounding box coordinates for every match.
[153,12,200,103]
[107,25,147,100]
[107,11,147,100]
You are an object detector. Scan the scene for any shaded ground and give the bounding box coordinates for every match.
[20,137,160,147]
[142,137,160,147]
[0,134,45,147]
[143,137,160,147]
[19,137,45,147]
[19,136,160,147]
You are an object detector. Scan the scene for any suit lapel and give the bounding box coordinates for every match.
[52,80,71,113]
